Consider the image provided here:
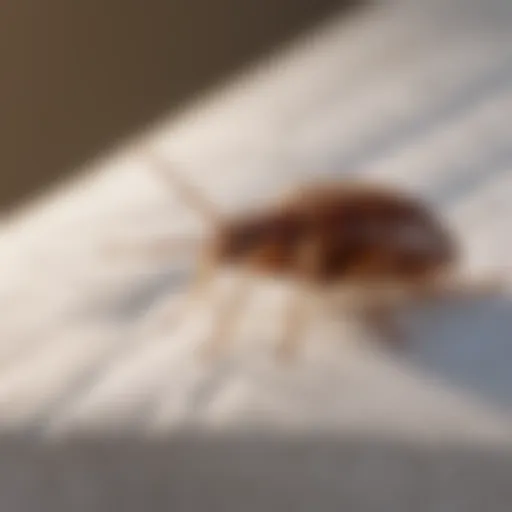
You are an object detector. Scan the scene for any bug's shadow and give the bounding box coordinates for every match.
[398,292,512,412]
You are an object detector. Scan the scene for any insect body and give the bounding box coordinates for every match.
[143,153,499,360]
[213,184,456,284]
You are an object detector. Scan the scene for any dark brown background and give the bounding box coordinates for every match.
[0,0,362,212]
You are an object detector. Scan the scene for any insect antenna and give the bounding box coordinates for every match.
[102,151,220,263]
[103,234,205,263]
[145,151,224,229]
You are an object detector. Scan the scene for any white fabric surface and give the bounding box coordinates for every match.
[1,0,512,509]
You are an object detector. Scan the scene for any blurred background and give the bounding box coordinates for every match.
[0,0,364,213]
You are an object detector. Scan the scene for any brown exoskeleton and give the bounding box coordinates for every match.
[132,152,501,360]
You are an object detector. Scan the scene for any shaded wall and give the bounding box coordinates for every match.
[0,0,361,212]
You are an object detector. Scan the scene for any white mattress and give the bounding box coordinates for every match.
[1,0,512,509]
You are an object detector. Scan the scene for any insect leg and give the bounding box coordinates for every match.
[143,255,217,338]
[103,235,202,264]
[459,275,506,297]
[277,283,313,361]
[407,273,505,304]
[199,273,252,360]
[177,254,217,320]
[359,297,404,349]
[145,151,223,228]
[276,238,320,361]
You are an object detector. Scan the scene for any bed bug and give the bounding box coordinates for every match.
[131,151,501,360]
